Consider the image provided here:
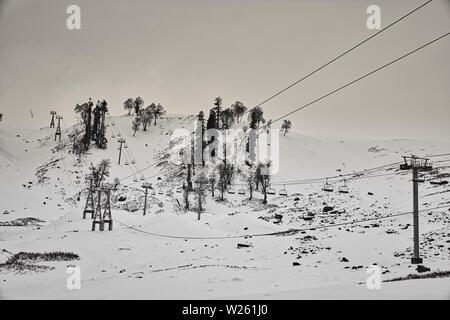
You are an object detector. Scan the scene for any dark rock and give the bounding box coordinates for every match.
[416,265,430,273]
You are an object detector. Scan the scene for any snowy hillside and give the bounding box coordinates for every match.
[0,114,449,299]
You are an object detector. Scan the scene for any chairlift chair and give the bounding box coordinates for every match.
[131,159,136,164]
[323,178,334,192]
[228,187,236,194]
[124,143,128,149]
[267,187,276,195]
[166,190,173,196]
[133,177,138,183]
[158,190,164,195]
[237,188,246,195]
[430,176,449,185]
[338,179,349,194]
[140,176,145,181]
[151,190,156,195]
[125,161,129,166]
[279,185,288,196]
[111,134,116,139]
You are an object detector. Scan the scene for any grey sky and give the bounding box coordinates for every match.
[0,0,449,140]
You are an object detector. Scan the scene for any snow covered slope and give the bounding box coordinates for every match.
[0,113,449,299]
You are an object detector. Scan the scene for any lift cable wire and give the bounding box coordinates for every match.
[109,115,147,181]
[246,0,434,115]
[256,32,450,134]
[114,204,450,240]
[116,32,450,182]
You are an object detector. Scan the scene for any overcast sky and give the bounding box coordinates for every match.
[0,0,449,140]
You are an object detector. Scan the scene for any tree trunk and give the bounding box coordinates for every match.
[133,129,137,137]
[154,116,157,125]
[198,194,202,220]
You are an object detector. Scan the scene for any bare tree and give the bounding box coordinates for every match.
[134,97,144,115]
[217,163,233,201]
[214,97,222,129]
[89,159,111,189]
[132,116,141,137]
[248,106,265,129]
[194,171,208,220]
[256,161,271,204]
[152,103,166,125]
[141,106,154,131]
[281,119,292,136]
[183,184,190,210]
[208,172,217,197]
[220,108,234,129]
[231,101,247,123]
[123,98,134,115]
[243,167,256,200]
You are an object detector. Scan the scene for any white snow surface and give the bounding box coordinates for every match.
[0,114,449,299]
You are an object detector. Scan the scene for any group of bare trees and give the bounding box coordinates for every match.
[73,98,109,159]
[88,159,120,189]
[182,159,274,220]
[124,98,166,137]
[206,97,248,131]
[179,97,291,217]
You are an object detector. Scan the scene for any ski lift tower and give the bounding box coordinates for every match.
[399,155,432,264]
[117,138,126,165]
[83,174,95,219]
[50,111,57,128]
[55,115,63,141]
[141,182,152,216]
